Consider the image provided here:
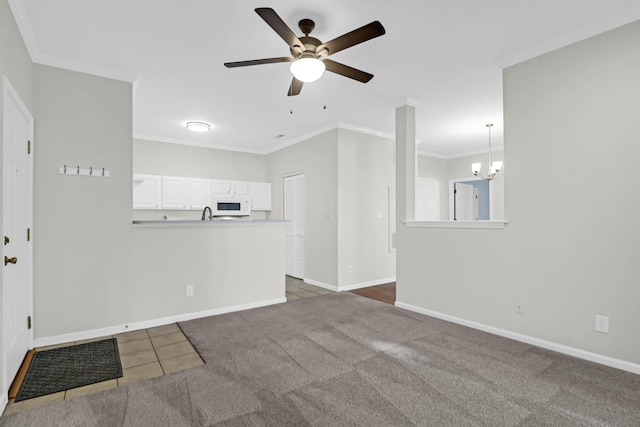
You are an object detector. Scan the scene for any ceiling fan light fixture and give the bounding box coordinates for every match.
[186,121,211,132]
[290,57,325,83]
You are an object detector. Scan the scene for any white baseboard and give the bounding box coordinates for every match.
[303,279,338,292]
[304,277,396,293]
[395,301,640,375]
[33,297,286,348]
[1,394,7,414]
[337,277,396,292]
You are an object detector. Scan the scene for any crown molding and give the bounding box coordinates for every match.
[133,133,266,155]
[263,124,339,155]
[496,4,640,68]
[337,122,395,141]
[8,0,138,83]
[36,53,138,83]
[7,0,39,61]
[418,146,504,160]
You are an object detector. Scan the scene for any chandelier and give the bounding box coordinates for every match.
[471,123,503,180]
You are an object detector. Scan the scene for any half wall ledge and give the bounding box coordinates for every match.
[405,220,509,229]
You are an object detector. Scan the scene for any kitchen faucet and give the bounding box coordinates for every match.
[201,206,212,221]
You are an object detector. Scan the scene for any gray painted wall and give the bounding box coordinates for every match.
[266,130,339,286]
[266,128,396,289]
[131,223,285,324]
[133,138,266,180]
[398,21,640,365]
[33,64,134,338]
[337,129,395,286]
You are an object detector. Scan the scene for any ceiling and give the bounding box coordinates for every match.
[9,0,640,157]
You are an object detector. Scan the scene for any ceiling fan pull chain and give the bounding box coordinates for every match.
[289,92,293,115]
[323,76,328,110]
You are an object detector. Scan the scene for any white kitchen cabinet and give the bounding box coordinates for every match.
[249,182,272,210]
[211,179,231,195]
[232,181,250,197]
[162,177,213,210]
[161,176,189,209]
[211,179,250,197]
[133,174,162,209]
[134,174,270,211]
[187,179,212,209]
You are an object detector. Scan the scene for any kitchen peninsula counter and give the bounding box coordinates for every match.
[131,219,286,323]
[132,219,286,227]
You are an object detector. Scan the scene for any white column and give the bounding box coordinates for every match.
[395,105,416,223]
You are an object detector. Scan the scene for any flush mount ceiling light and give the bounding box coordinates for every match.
[471,123,503,181]
[290,55,326,83]
[186,122,211,132]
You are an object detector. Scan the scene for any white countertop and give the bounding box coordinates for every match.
[132,219,287,227]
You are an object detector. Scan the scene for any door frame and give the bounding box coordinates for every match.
[1,75,34,402]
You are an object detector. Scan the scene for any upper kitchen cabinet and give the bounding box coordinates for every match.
[187,179,212,209]
[161,176,188,209]
[249,182,272,211]
[211,180,250,197]
[134,174,270,211]
[133,174,162,209]
[211,179,231,195]
[162,177,212,210]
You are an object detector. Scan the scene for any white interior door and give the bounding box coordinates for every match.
[2,76,34,394]
[284,174,305,279]
[454,182,474,220]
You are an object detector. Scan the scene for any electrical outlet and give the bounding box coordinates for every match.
[595,315,609,333]
[186,285,194,297]
[348,265,353,274]
[515,300,524,314]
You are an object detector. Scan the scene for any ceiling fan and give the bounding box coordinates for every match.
[224,8,385,96]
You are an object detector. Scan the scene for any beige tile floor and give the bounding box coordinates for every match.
[286,275,333,300]
[3,323,203,416]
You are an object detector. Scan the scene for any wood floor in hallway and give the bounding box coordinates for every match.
[349,282,396,305]
[286,276,396,305]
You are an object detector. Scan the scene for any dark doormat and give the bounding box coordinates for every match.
[15,338,123,402]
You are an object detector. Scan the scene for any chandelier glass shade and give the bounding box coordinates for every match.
[472,123,503,180]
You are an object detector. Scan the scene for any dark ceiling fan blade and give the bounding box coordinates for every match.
[288,77,303,96]
[323,59,374,83]
[255,8,305,53]
[224,57,294,68]
[316,21,385,57]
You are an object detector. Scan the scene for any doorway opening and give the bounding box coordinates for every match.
[449,177,491,221]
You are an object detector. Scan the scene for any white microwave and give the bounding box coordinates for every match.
[212,196,251,217]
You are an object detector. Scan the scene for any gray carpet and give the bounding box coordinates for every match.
[2,293,639,426]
